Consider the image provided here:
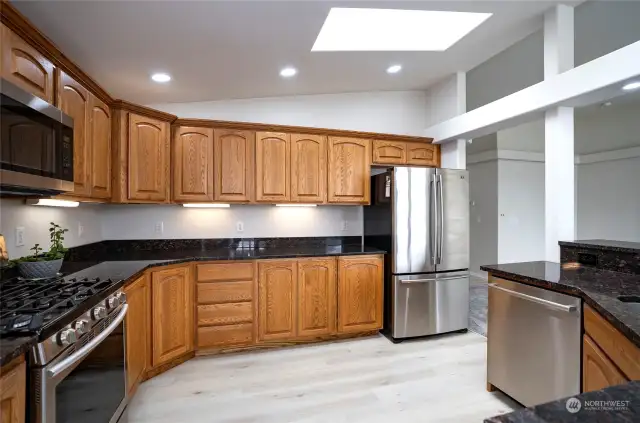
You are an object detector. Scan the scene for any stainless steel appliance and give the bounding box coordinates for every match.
[364,167,470,341]
[487,278,581,406]
[0,78,74,196]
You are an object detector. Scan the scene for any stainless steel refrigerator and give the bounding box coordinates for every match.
[364,167,470,342]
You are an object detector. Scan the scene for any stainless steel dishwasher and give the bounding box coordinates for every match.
[487,277,581,407]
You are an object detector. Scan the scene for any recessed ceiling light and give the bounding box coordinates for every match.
[387,65,402,74]
[280,67,297,78]
[622,81,640,91]
[312,8,492,51]
[151,73,171,83]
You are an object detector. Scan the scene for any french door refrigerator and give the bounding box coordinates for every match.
[364,167,470,342]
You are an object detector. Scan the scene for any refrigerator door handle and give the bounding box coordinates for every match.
[399,276,462,283]
[431,174,438,265]
[437,173,444,264]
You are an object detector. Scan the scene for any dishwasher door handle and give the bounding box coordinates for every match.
[489,283,577,313]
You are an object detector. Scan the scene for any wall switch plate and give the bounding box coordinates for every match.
[78,223,84,238]
[15,227,25,247]
[154,221,164,235]
[341,221,348,231]
[236,221,244,232]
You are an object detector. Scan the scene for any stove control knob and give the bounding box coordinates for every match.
[116,292,127,304]
[73,319,89,335]
[106,296,119,309]
[57,328,77,346]
[91,306,107,320]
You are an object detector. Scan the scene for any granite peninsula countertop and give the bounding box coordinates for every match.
[1,242,386,366]
[559,239,640,254]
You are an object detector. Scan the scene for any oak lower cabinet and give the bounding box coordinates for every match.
[337,255,384,333]
[327,137,371,204]
[257,260,297,341]
[297,258,336,337]
[0,356,26,423]
[583,335,627,392]
[124,275,149,395]
[150,265,194,368]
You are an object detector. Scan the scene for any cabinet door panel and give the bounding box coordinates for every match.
[89,95,112,198]
[152,266,194,367]
[124,275,149,394]
[258,260,297,341]
[1,25,54,103]
[372,140,406,165]
[128,114,169,201]
[328,137,371,204]
[297,258,336,337]
[0,358,26,423]
[214,129,254,202]
[59,72,91,196]
[406,142,439,167]
[256,132,290,202]
[337,255,383,333]
[291,134,326,203]
[583,335,628,392]
[173,126,214,202]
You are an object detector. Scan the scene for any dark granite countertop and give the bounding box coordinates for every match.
[559,239,640,254]
[480,261,640,349]
[0,336,37,367]
[485,381,640,422]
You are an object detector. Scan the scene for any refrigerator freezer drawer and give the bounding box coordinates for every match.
[391,272,469,339]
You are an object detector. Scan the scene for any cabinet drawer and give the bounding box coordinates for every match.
[198,323,253,348]
[584,304,640,380]
[198,280,253,304]
[197,262,254,282]
[198,303,253,326]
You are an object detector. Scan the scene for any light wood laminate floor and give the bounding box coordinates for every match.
[123,332,518,423]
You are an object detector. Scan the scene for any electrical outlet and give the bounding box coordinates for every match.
[236,221,244,232]
[15,227,25,247]
[341,221,348,231]
[78,223,84,238]
[154,221,164,235]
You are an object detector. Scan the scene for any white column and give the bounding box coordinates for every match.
[439,72,467,169]
[544,5,575,261]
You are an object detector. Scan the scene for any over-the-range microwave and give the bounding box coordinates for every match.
[0,78,74,196]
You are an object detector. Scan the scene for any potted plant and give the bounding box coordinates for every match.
[12,222,69,280]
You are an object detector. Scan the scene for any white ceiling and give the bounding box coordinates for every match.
[12,0,572,104]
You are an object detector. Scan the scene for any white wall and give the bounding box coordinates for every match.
[468,160,498,275]
[100,205,362,240]
[0,199,103,259]
[575,102,640,154]
[148,90,429,136]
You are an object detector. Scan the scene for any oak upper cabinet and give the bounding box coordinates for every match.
[297,258,336,337]
[258,260,297,341]
[173,126,214,202]
[214,128,254,202]
[124,275,149,395]
[125,114,170,202]
[291,134,326,203]
[151,265,194,368]
[1,24,55,103]
[337,255,383,333]
[59,71,91,196]
[406,142,439,167]
[89,95,111,198]
[327,137,371,204]
[0,357,26,423]
[372,140,406,165]
[256,132,290,202]
[583,335,628,392]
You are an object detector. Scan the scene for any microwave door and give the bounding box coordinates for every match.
[392,167,437,274]
[435,169,470,272]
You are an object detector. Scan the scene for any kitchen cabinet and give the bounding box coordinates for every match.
[89,96,112,198]
[214,128,254,203]
[0,356,26,423]
[59,71,91,197]
[151,265,194,367]
[173,126,214,202]
[1,24,55,103]
[256,132,290,202]
[583,335,627,392]
[406,142,439,166]
[372,140,406,165]
[297,258,336,337]
[258,260,297,341]
[124,275,149,395]
[337,255,384,333]
[327,137,371,204]
[291,134,326,203]
[372,140,439,167]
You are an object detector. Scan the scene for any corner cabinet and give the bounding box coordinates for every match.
[173,126,214,202]
[214,128,255,203]
[124,275,149,395]
[337,255,383,333]
[328,137,371,204]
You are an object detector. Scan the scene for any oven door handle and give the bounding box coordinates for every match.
[47,304,128,379]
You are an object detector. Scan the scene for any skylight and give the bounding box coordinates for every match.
[311,8,492,52]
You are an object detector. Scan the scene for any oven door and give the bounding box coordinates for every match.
[34,305,128,423]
